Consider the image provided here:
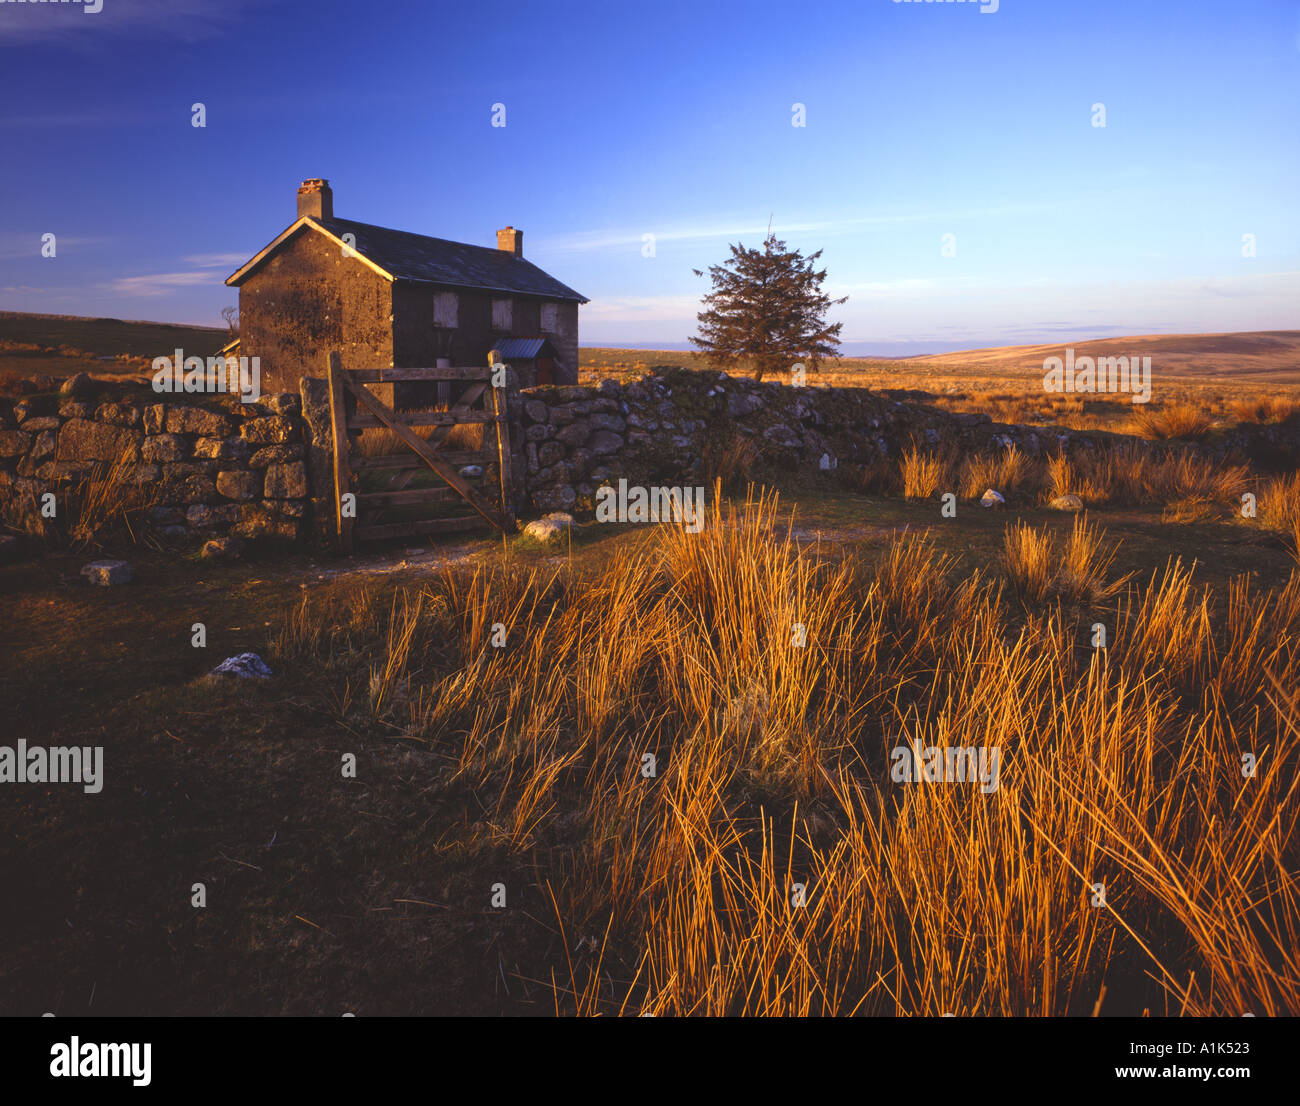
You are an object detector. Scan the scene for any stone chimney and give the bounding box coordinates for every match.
[496,226,523,257]
[297,179,333,221]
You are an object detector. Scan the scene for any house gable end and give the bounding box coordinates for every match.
[225,218,396,287]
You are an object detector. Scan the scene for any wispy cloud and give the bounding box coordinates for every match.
[841,270,1300,345]
[581,269,1300,350]
[0,284,64,297]
[539,204,1059,255]
[826,277,937,297]
[184,252,251,269]
[580,294,701,324]
[1002,323,1136,335]
[0,0,262,44]
[107,270,225,297]
[0,233,114,261]
[101,249,252,296]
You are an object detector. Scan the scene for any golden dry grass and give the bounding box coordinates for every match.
[66,448,161,551]
[960,443,1031,501]
[1002,520,1056,603]
[899,446,951,499]
[1260,472,1300,536]
[580,334,1300,436]
[1129,403,1215,442]
[1230,396,1300,425]
[1045,452,1108,504]
[272,489,1300,1015]
[1057,515,1129,604]
[702,426,759,492]
[352,406,484,457]
[897,442,1249,518]
[1000,515,1126,605]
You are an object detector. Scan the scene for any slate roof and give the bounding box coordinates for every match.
[491,337,556,360]
[227,216,588,303]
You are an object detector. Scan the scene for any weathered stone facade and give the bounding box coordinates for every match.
[237,229,394,394]
[391,285,579,389]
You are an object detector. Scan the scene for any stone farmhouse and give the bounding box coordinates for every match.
[225,179,588,396]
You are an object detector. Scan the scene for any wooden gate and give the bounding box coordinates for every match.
[326,351,515,553]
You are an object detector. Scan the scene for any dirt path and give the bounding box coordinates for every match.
[298,537,490,582]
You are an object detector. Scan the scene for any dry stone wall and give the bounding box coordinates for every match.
[517,366,1052,514]
[0,377,318,544]
[516,366,1300,515]
[4,366,1297,552]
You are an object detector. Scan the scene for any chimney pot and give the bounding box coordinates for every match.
[496,226,523,257]
[298,178,333,221]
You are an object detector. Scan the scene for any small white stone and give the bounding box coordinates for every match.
[523,513,574,545]
[80,559,132,586]
[979,489,1006,508]
[523,520,564,544]
[208,652,273,679]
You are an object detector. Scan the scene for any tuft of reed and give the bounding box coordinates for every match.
[899,446,951,500]
[1260,472,1300,537]
[1002,520,1056,603]
[1129,403,1214,442]
[702,425,759,493]
[66,448,161,551]
[959,444,1032,501]
[1230,396,1300,425]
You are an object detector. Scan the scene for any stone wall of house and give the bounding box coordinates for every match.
[390,287,581,389]
[238,229,395,394]
[0,377,316,545]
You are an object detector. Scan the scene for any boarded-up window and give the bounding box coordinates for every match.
[540,302,558,332]
[433,292,458,328]
[492,297,513,330]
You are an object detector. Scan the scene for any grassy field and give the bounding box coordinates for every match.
[0,311,228,383]
[4,315,1300,1015]
[4,313,1297,439]
[3,462,1299,1014]
[581,331,1300,435]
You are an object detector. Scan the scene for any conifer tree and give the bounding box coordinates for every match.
[691,234,846,381]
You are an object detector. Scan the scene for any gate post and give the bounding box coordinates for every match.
[325,350,355,554]
[490,366,516,529]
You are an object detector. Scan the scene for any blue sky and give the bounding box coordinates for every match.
[1,0,1297,354]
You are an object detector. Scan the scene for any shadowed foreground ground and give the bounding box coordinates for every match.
[3,485,1298,1015]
